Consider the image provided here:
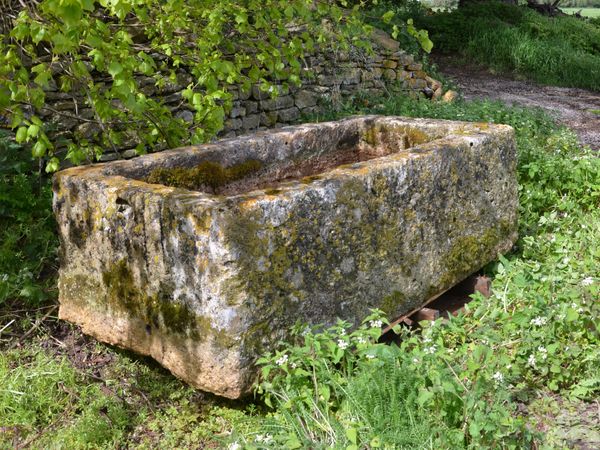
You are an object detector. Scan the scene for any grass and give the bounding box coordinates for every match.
[406,1,600,90]
[0,92,599,448]
[561,7,600,17]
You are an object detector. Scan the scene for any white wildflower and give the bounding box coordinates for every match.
[581,277,594,286]
[355,336,367,345]
[424,345,437,355]
[255,434,273,443]
[492,371,504,385]
[413,358,420,364]
[290,362,297,369]
[228,443,241,450]
[275,354,288,366]
[528,354,536,368]
[369,319,383,329]
[339,328,346,335]
[366,354,376,360]
[538,346,548,360]
[423,336,432,343]
[506,364,512,370]
[337,339,349,350]
[530,316,547,327]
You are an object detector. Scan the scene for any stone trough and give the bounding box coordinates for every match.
[53,116,518,398]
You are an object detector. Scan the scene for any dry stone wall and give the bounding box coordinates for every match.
[38,31,441,162]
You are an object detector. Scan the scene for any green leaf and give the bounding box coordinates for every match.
[27,124,40,138]
[285,435,302,449]
[345,428,357,444]
[108,61,123,78]
[566,308,578,322]
[46,157,60,173]
[32,140,47,158]
[382,11,395,24]
[15,126,27,143]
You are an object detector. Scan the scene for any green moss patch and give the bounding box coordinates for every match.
[145,159,262,192]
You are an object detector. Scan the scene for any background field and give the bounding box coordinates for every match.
[561,7,600,16]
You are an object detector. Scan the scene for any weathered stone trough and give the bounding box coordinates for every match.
[53,116,518,398]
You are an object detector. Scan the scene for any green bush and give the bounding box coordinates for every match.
[0,131,56,306]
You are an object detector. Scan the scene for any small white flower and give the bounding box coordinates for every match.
[290,362,297,369]
[275,354,288,366]
[355,336,367,345]
[578,307,584,313]
[228,443,241,450]
[538,346,548,361]
[369,319,383,329]
[337,339,348,350]
[530,316,547,327]
[581,277,594,286]
[423,336,432,343]
[424,345,437,355]
[563,257,570,264]
[413,357,419,364]
[366,354,376,359]
[506,364,512,370]
[492,371,504,385]
[571,302,578,309]
[528,354,536,368]
[339,328,346,335]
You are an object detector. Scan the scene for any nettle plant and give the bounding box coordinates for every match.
[0,0,431,172]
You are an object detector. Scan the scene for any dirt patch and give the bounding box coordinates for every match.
[434,56,600,150]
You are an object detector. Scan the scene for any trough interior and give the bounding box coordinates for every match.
[137,122,438,195]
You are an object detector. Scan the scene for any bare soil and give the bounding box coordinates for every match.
[434,56,600,150]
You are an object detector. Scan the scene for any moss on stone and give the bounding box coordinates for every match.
[380,290,406,317]
[101,259,199,337]
[145,159,262,191]
[438,221,511,289]
[363,123,430,149]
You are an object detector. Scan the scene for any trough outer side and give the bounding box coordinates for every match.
[53,118,518,398]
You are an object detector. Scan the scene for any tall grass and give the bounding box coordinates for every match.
[413,2,600,90]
